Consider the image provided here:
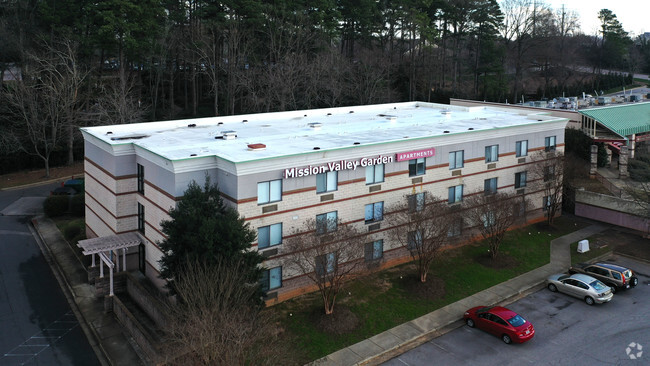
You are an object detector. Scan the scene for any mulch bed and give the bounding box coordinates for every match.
[475,252,520,269]
[399,274,446,302]
[312,305,360,335]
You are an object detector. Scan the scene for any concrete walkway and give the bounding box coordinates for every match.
[314,223,609,366]
[31,216,144,366]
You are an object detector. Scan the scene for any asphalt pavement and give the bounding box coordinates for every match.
[0,184,102,366]
[0,183,142,366]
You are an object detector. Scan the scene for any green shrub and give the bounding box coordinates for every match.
[70,194,85,217]
[44,196,69,217]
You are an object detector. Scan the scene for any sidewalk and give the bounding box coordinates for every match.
[31,215,144,366]
[314,223,610,366]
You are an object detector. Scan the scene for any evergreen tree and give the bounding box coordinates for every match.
[158,176,263,300]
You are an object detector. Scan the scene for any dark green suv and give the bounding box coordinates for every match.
[569,262,639,293]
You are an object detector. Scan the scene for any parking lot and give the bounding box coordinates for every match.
[384,255,650,365]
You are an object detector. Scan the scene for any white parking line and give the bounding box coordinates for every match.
[1,311,79,365]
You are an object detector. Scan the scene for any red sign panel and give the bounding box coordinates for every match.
[396,148,436,162]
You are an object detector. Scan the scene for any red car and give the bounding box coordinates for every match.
[463,306,534,344]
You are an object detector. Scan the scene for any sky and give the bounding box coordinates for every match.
[543,0,647,37]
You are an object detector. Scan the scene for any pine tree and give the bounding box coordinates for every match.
[158,176,263,300]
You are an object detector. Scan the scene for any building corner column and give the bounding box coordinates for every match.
[590,145,598,179]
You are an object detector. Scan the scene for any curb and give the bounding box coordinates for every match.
[0,173,85,191]
[615,251,650,265]
[30,217,112,366]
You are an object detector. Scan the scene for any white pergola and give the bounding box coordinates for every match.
[77,232,141,296]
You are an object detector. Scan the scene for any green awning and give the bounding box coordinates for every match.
[580,102,650,137]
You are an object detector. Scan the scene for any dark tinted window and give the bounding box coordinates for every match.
[507,315,526,327]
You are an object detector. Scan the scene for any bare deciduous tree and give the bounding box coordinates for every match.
[0,39,88,177]
[164,258,289,366]
[388,192,462,282]
[625,180,650,236]
[284,218,367,315]
[530,149,565,226]
[465,190,526,259]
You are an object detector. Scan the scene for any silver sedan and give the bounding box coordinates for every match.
[546,273,613,305]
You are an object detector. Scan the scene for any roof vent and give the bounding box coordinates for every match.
[349,111,354,113]
[110,135,148,141]
[217,122,224,125]
[468,127,474,130]
[221,130,237,140]
[313,147,320,150]
[188,123,196,127]
[190,153,197,156]
[353,142,360,145]
[308,122,322,130]
[242,119,248,123]
[443,130,450,133]
[247,143,266,151]
[106,131,113,135]
[327,113,332,116]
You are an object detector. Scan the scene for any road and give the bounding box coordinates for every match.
[384,255,650,365]
[0,183,100,366]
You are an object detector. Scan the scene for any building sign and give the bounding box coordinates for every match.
[395,148,436,162]
[284,155,393,178]
[635,134,650,143]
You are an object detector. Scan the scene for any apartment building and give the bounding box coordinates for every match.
[81,101,567,303]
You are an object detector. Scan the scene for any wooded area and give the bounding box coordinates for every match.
[1,0,648,175]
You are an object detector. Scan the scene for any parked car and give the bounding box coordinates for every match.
[463,306,535,344]
[569,262,638,293]
[546,273,613,305]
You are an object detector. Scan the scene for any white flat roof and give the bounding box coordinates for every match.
[81,101,566,163]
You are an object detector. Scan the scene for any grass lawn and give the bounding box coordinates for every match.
[569,240,614,266]
[271,216,589,363]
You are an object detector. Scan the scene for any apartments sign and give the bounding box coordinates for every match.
[395,148,436,162]
[284,155,393,178]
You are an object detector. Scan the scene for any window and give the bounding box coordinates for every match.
[260,266,282,292]
[407,230,422,250]
[545,136,556,151]
[409,158,426,176]
[448,219,462,237]
[408,192,425,213]
[515,171,527,188]
[364,240,384,262]
[543,196,553,211]
[365,202,384,223]
[516,140,528,157]
[485,145,499,163]
[366,164,384,184]
[316,171,338,193]
[482,211,496,227]
[316,211,337,234]
[484,178,498,195]
[448,185,463,204]
[513,201,526,216]
[258,223,282,249]
[137,203,145,234]
[257,180,282,204]
[137,163,145,194]
[544,166,555,182]
[449,150,464,169]
[316,252,336,276]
